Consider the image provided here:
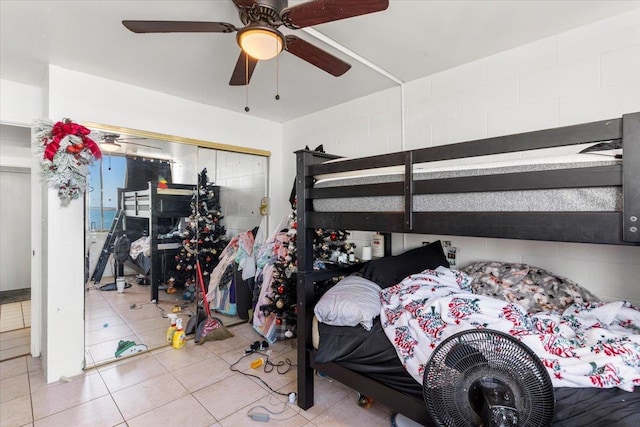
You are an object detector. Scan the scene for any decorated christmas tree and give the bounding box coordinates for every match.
[313,228,355,265]
[258,200,355,338]
[174,168,227,294]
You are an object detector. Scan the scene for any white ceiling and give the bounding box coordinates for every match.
[2,1,639,123]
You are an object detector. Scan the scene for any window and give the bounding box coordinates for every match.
[88,156,126,231]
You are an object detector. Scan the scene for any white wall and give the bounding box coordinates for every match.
[0,80,43,126]
[283,9,640,305]
[0,145,30,169]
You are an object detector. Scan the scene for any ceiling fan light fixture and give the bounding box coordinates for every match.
[237,25,284,60]
[99,141,121,152]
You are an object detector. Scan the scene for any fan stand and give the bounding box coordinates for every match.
[99,260,127,291]
[390,412,424,427]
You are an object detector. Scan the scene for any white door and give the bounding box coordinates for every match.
[0,167,31,292]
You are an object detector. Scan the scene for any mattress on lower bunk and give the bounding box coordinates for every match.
[313,316,422,397]
[313,317,640,426]
[313,157,622,212]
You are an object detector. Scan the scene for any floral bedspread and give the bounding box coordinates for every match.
[464,261,600,313]
[380,267,640,391]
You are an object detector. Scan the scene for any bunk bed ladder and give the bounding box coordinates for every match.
[90,209,125,283]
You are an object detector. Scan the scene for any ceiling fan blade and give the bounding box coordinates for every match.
[124,141,162,150]
[285,35,350,77]
[229,51,258,86]
[122,20,237,34]
[282,0,389,29]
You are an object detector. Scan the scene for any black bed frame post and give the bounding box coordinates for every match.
[403,151,414,232]
[117,187,126,279]
[623,112,640,243]
[149,181,160,302]
[295,150,319,410]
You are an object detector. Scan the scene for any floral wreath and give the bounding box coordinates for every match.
[32,118,102,206]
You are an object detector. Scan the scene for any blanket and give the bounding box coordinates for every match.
[380,267,640,391]
[129,236,150,259]
[464,261,600,313]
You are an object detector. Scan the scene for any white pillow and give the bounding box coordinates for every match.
[314,275,382,331]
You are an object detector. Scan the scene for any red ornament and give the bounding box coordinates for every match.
[277,285,285,294]
[292,222,297,229]
[330,232,337,241]
[65,142,84,154]
[275,317,283,325]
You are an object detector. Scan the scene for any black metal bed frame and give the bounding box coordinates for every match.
[119,181,197,301]
[294,112,640,424]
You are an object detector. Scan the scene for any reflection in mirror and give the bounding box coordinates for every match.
[84,125,269,368]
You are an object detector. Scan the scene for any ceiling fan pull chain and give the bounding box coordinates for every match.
[244,53,250,112]
[275,53,280,101]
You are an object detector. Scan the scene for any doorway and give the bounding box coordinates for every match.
[0,124,32,362]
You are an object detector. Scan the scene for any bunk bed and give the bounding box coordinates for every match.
[294,112,640,425]
[119,181,196,301]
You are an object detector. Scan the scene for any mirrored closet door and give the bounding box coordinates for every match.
[84,124,269,367]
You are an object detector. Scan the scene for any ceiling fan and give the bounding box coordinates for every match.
[122,0,389,86]
[98,133,162,153]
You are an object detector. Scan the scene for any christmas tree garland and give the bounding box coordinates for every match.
[32,118,102,206]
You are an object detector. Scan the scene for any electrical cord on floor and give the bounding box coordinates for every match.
[245,387,301,422]
[247,401,300,422]
[126,301,167,319]
[264,357,295,375]
[229,351,297,401]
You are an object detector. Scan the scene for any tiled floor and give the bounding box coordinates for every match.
[0,322,394,427]
[0,300,31,361]
[85,276,242,367]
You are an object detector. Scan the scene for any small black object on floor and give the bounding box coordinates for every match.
[0,288,31,304]
[99,282,132,291]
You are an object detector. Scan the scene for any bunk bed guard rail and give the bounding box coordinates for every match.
[296,111,640,246]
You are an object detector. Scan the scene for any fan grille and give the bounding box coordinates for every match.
[423,330,555,427]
